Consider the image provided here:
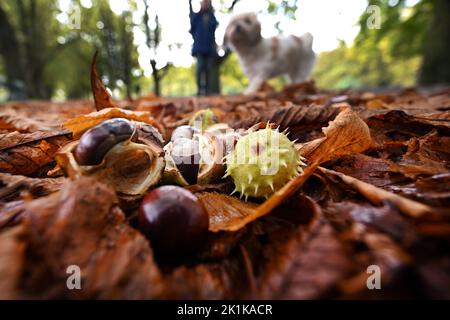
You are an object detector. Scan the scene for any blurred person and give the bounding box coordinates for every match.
[189,0,218,96]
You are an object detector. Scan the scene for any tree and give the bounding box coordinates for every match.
[0,0,141,100]
[118,10,137,100]
[0,0,79,99]
[95,0,140,99]
[142,0,171,96]
[419,0,450,84]
[357,0,450,85]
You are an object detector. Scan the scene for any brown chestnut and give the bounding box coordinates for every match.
[138,186,209,254]
[74,118,135,165]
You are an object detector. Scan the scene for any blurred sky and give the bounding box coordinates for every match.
[61,0,419,76]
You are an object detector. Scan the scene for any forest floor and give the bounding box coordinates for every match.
[0,82,449,299]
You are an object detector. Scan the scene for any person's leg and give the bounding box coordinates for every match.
[196,55,204,96]
[204,55,213,95]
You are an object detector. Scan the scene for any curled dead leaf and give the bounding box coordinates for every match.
[198,192,258,232]
[319,167,432,218]
[199,189,322,233]
[0,131,71,176]
[91,51,116,111]
[63,107,164,139]
[0,226,24,299]
[5,177,163,299]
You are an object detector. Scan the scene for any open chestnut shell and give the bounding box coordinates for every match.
[163,123,239,186]
[56,118,165,196]
[74,118,135,166]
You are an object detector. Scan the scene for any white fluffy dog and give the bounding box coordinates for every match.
[224,12,316,94]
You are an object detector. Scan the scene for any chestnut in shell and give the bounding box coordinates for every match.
[138,186,209,254]
[74,118,135,166]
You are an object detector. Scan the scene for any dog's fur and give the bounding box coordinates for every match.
[225,13,316,94]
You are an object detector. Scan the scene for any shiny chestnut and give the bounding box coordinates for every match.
[138,186,209,254]
[74,118,135,165]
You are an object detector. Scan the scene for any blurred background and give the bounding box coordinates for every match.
[0,0,448,102]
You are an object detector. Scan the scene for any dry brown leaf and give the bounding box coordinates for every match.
[0,133,71,176]
[91,51,116,111]
[198,192,258,232]
[0,174,65,229]
[391,130,450,178]
[319,167,432,218]
[340,231,412,297]
[7,177,163,299]
[296,107,372,162]
[237,107,371,226]
[0,109,60,132]
[0,173,64,200]
[63,107,164,139]
[0,130,69,151]
[0,226,24,299]
[231,103,340,135]
[258,223,352,299]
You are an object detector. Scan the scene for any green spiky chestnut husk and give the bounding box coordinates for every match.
[225,126,306,200]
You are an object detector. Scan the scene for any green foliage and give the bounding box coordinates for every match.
[0,0,140,100]
[357,0,433,58]
[313,0,432,89]
[160,66,196,97]
[220,53,248,94]
[313,40,421,89]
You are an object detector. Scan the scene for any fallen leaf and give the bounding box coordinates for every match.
[325,201,417,246]
[0,130,69,151]
[198,192,258,232]
[340,231,412,297]
[330,154,403,188]
[258,222,352,299]
[0,173,64,201]
[63,107,164,139]
[0,132,71,176]
[319,167,433,218]
[0,109,60,132]
[366,99,387,109]
[3,177,163,299]
[391,130,450,178]
[0,226,24,299]
[231,103,340,143]
[91,51,116,111]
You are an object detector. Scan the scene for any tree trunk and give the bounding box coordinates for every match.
[151,60,161,96]
[419,0,450,84]
[0,5,26,99]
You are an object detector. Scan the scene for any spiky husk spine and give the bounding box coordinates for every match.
[224,125,306,200]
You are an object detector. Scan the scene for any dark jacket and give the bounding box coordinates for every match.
[190,10,217,57]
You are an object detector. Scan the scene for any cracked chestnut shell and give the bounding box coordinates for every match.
[162,138,201,186]
[74,118,135,165]
[56,118,165,196]
[170,125,199,142]
[138,186,209,254]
